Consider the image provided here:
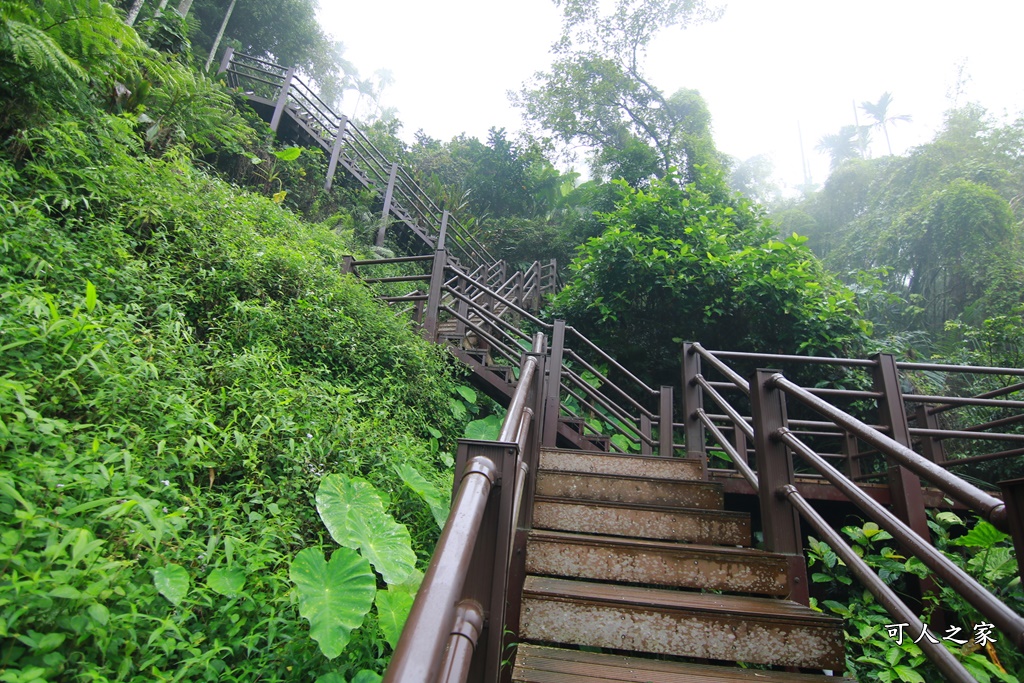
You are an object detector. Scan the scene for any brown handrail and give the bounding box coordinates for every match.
[768,373,1007,528]
[778,429,1024,650]
[384,336,542,683]
[781,486,977,683]
[384,455,498,683]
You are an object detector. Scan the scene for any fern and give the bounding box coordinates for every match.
[0,2,86,88]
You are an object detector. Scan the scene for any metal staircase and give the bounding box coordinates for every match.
[222,53,1024,682]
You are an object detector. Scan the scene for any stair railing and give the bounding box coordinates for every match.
[681,342,1024,675]
[383,334,546,683]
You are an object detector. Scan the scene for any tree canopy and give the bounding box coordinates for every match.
[552,172,870,383]
[786,105,1024,344]
[514,0,725,186]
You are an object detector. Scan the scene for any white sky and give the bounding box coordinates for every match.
[319,0,1024,192]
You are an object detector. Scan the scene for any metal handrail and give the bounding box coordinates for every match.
[769,373,1008,528]
[779,429,1024,651]
[781,486,977,682]
[384,337,542,683]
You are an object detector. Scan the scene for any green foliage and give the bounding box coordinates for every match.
[552,172,869,384]
[808,519,1023,682]
[792,105,1024,343]
[315,474,417,585]
[374,572,422,650]
[515,0,723,185]
[290,547,377,660]
[0,101,463,679]
[395,463,450,530]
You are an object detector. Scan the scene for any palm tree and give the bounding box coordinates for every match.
[816,125,861,170]
[860,92,911,155]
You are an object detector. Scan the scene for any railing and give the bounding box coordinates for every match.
[384,334,545,683]
[344,243,673,459]
[681,343,1024,680]
[217,49,501,275]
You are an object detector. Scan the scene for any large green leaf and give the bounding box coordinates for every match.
[375,570,423,649]
[290,547,376,660]
[315,474,417,584]
[464,414,503,441]
[151,564,190,605]
[396,463,449,529]
[207,567,246,597]
[952,520,1009,548]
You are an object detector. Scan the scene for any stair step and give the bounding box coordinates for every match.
[513,644,851,682]
[526,530,789,595]
[520,577,845,670]
[533,496,750,546]
[536,471,723,509]
[540,449,703,481]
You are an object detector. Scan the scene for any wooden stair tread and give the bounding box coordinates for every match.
[523,576,836,625]
[528,529,783,561]
[537,470,723,509]
[514,644,851,683]
[533,496,750,545]
[526,529,790,595]
[540,449,704,480]
[533,495,745,519]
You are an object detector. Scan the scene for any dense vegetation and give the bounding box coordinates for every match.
[3,0,1024,680]
[1,2,469,680]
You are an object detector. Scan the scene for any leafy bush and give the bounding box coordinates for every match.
[0,108,464,681]
[808,518,1022,682]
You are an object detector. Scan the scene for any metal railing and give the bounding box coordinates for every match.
[681,343,1024,679]
[383,334,545,683]
[218,49,502,274]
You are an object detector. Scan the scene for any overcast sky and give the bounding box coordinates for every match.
[319,0,1024,191]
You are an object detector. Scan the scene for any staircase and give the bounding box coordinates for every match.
[513,447,848,681]
[225,54,1024,683]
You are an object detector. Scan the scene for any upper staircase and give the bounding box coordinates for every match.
[222,52,1024,683]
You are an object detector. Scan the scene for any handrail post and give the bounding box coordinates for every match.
[269,67,294,132]
[681,343,706,474]
[658,385,674,459]
[640,413,652,455]
[423,249,446,342]
[998,478,1024,583]
[216,46,234,75]
[377,162,399,246]
[842,431,861,480]
[750,369,808,604]
[871,353,930,541]
[542,321,566,447]
[916,404,946,464]
[447,441,519,683]
[873,353,936,612]
[324,115,348,191]
[438,210,449,251]
[341,255,355,275]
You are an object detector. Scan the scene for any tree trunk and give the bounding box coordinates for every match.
[125,0,146,26]
[204,0,237,72]
[177,0,193,16]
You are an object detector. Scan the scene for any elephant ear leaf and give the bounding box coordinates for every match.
[395,463,449,529]
[315,474,417,585]
[290,547,376,659]
[152,564,190,605]
[376,569,423,649]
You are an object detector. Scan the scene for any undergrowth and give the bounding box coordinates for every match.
[0,111,467,681]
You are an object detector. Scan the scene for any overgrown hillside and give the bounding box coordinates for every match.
[0,4,469,680]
